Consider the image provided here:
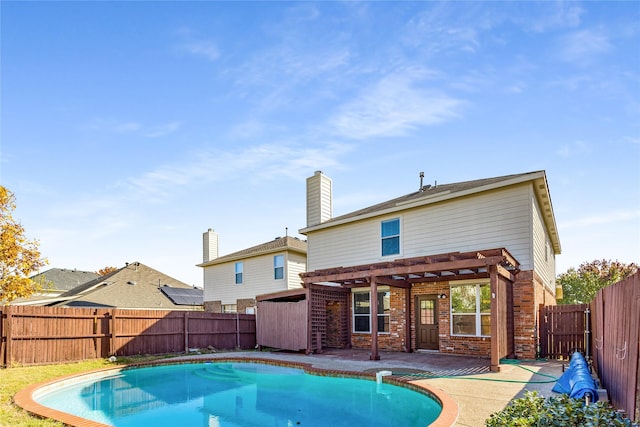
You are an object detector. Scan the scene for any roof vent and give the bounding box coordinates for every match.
[127,281,136,286]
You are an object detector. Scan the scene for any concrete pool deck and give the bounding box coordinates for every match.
[175,349,564,427]
[14,349,564,427]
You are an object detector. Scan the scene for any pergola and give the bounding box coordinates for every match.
[300,248,520,371]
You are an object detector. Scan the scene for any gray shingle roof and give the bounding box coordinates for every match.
[53,262,202,310]
[30,268,100,291]
[198,236,307,267]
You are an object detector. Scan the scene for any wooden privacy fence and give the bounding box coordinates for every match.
[591,271,640,422]
[0,305,256,367]
[539,303,589,359]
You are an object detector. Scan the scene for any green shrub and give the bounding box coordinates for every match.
[486,391,638,427]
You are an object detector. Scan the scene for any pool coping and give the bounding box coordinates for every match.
[14,357,459,427]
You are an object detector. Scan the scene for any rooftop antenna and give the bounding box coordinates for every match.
[419,172,425,192]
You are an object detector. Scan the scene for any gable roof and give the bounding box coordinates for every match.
[30,268,100,292]
[51,262,202,310]
[300,170,561,254]
[197,236,307,267]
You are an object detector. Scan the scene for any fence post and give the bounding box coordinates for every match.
[110,309,117,356]
[4,306,12,366]
[184,311,189,353]
[236,312,240,349]
[584,307,591,361]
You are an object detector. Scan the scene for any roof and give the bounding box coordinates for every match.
[197,236,307,267]
[300,170,561,254]
[51,262,202,310]
[30,268,100,291]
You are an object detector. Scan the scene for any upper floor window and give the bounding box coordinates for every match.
[451,283,491,337]
[235,262,243,284]
[381,218,400,256]
[353,289,390,333]
[274,255,284,280]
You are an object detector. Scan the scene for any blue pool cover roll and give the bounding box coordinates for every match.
[551,352,598,401]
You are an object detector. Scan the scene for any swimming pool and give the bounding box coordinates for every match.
[21,359,449,427]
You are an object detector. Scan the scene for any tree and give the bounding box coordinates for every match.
[0,186,47,303]
[97,266,117,276]
[557,259,638,304]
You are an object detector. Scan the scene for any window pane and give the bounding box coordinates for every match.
[381,219,399,237]
[451,285,476,313]
[235,262,243,284]
[377,315,390,333]
[354,293,370,314]
[274,255,284,268]
[274,267,284,280]
[382,236,400,256]
[452,314,476,335]
[420,300,435,325]
[354,316,370,332]
[481,314,491,336]
[377,291,390,315]
[480,285,491,313]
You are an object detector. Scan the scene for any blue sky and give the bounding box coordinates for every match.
[1,1,638,286]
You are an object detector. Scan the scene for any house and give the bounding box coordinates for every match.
[297,170,560,371]
[9,268,100,306]
[49,262,203,310]
[198,229,307,314]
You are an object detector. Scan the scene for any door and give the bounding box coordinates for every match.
[416,295,439,350]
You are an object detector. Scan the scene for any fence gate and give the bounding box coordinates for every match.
[539,304,589,359]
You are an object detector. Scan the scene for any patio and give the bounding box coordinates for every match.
[177,348,564,427]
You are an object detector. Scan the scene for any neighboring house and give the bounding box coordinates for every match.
[198,229,307,313]
[297,170,561,371]
[49,262,203,310]
[10,268,100,306]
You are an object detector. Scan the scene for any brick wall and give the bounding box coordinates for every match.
[351,287,406,352]
[326,301,345,348]
[345,272,549,360]
[237,298,256,314]
[512,269,555,359]
[204,300,222,313]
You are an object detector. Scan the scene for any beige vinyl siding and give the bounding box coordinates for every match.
[532,193,556,290]
[286,252,306,289]
[204,252,297,305]
[307,184,535,272]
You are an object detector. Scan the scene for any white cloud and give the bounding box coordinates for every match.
[556,140,590,158]
[528,2,584,32]
[329,68,464,139]
[145,121,183,138]
[557,29,612,65]
[182,40,220,61]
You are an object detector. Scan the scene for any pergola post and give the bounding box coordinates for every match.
[370,276,380,360]
[490,264,501,372]
[404,286,412,352]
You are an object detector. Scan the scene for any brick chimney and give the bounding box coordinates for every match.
[306,171,332,227]
[203,228,219,262]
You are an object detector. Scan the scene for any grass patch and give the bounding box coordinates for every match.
[0,355,171,427]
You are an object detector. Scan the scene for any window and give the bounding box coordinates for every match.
[222,304,237,313]
[451,283,491,336]
[381,218,400,256]
[274,255,284,280]
[352,289,390,333]
[235,262,243,284]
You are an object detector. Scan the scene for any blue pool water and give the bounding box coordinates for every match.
[35,362,441,427]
